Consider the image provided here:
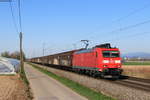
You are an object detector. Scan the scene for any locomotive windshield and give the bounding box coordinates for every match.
[103,51,120,58]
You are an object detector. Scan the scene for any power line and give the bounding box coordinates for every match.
[18,0,22,32]
[9,0,19,34]
[9,0,22,33]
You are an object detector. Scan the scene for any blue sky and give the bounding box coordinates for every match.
[0,0,150,58]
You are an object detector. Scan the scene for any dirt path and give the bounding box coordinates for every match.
[24,63,87,100]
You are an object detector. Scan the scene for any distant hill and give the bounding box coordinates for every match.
[122,52,150,59]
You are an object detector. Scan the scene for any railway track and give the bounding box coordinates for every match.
[114,76,150,92]
[90,75,150,92]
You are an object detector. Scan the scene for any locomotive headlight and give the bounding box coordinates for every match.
[103,65,108,67]
[103,60,109,63]
[115,60,121,63]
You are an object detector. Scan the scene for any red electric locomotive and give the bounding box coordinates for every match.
[72,43,123,78]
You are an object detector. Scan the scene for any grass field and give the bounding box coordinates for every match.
[28,63,115,100]
[122,65,150,79]
[123,61,150,65]
[0,75,29,100]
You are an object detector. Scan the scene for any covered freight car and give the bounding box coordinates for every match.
[31,50,77,66]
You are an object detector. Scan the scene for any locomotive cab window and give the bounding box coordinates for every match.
[103,51,119,58]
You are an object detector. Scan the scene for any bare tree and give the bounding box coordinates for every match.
[1,51,10,58]
[1,51,26,60]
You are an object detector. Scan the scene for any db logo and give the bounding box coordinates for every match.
[110,59,114,63]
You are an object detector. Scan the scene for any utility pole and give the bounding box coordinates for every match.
[42,43,45,66]
[43,43,45,57]
[18,0,24,74]
[20,32,24,73]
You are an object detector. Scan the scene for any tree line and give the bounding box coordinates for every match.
[1,51,26,60]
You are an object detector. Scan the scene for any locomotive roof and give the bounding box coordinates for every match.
[74,47,119,54]
[75,49,94,54]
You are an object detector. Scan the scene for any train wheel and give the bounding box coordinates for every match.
[112,75,119,80]
[100,73,104,79]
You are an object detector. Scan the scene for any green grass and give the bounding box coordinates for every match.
[20,63,33,100]
[28,63,116,100]
[20,64,29,85]
[0,74,16,76]
[123,61,150,65]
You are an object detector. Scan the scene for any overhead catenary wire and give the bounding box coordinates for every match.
[107,18,150,34]
[112,2,150,23]
[104,3,150,42]
[91,18,150,44]
[87,2,150,42]
[105,32,150,43]
[104,2,150,31]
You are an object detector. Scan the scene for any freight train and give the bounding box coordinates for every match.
[30,43,123,78]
